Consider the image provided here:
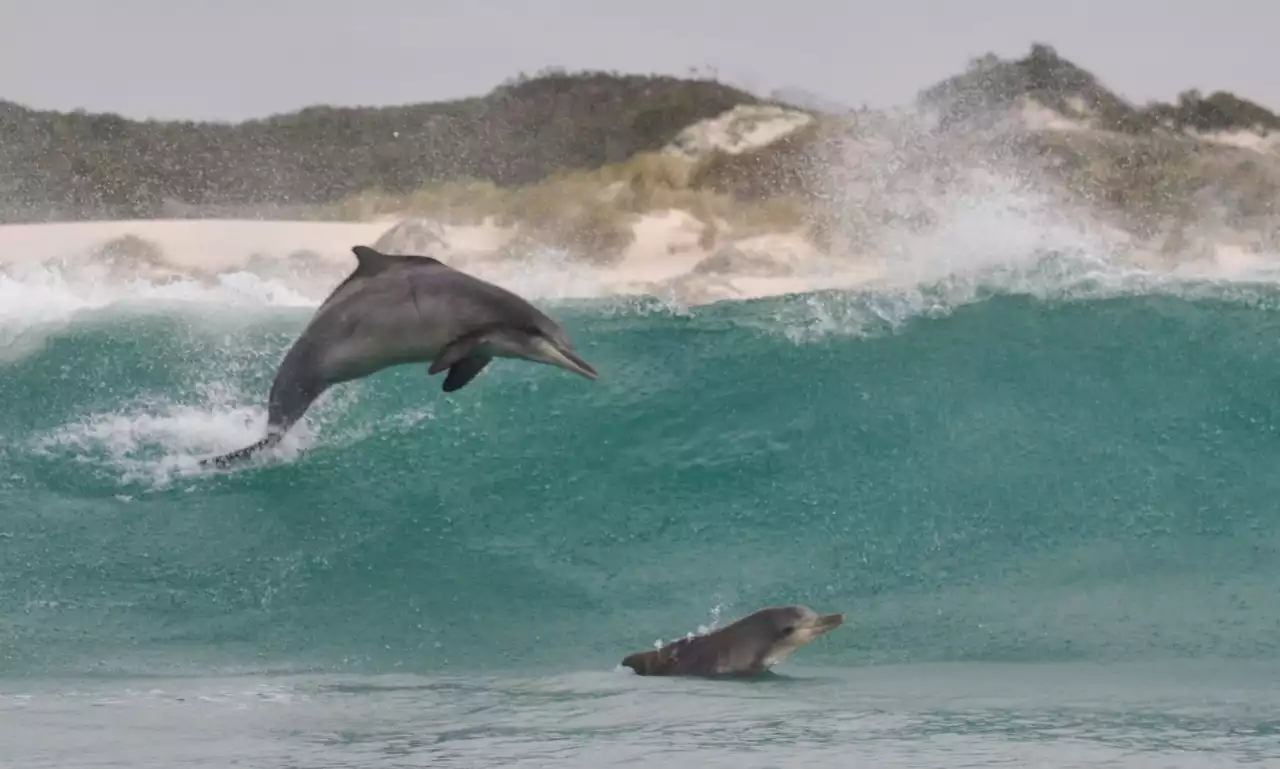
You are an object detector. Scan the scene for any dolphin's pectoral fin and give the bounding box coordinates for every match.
[428,334,485,376]
[442,355,493,392]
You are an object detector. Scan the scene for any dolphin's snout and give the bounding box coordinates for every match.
[532,336,598,380]
[815,613,844,631]
[559,345,599,380]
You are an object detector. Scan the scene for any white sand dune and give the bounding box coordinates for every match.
[0,219,392,273]
[0,214,880,311]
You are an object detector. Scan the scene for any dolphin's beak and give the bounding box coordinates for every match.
[532,336,599,381]
[813,613,844,633]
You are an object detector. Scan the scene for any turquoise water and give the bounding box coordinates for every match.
[2,253,1279,766]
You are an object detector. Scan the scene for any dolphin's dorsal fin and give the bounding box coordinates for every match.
[350,245,443,278]
[314,246,444,311]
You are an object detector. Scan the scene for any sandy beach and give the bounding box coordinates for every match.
[0,213,888,309]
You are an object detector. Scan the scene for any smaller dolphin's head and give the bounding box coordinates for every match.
[752,605,844,668]
[487,325,598,381]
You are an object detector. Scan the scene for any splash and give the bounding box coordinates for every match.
[3,162,1280,372]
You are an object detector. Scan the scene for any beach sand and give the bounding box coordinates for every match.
[0,213,885,308]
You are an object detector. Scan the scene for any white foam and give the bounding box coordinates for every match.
[24,371,456,489]
[744,170,1280,343]
[1,194,1278,358]
[27,382,315,487]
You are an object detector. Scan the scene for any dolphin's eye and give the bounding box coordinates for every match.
[780,625,795,637]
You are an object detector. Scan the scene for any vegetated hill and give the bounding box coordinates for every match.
[909,44,1280,243]
[0,69,765,223]
[672,43,1280,261]
[1144,89,1280,134]
[919,43,1143,131]
[330,43,1280,266]
[918,42,1280,136]
[7,43,1279,263]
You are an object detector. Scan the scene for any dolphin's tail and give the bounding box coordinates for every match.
[199,433,284,469]
[200,345,328,470]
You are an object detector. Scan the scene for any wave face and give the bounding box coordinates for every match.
[2,241,1280,680]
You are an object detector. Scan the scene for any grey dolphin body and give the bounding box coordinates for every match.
[201,245,597,468]
[620,605,844,677]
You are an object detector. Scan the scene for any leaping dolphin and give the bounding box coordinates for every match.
[201,245,598,468]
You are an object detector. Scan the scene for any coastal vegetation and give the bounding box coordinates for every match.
[0,69,766,223]
[2,47,1278,260]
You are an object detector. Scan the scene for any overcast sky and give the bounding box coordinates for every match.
[2,0,1276,121]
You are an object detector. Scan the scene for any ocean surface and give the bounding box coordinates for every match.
[2,238,1280,767]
